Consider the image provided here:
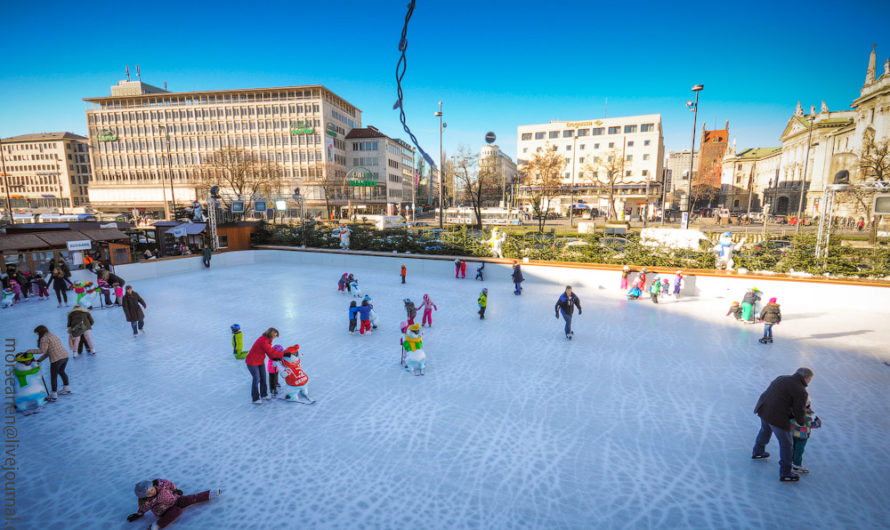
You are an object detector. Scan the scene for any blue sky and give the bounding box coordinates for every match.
[1,0,888,165]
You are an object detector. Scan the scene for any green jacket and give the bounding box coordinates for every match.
[478,292,487,308]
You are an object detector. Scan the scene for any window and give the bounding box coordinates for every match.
[552,145,558,151]
[580,144,585,150]
[594,143,600,149]
[549,131,559,139]
[642,154,650,160]
[624,125,637,133]
[627,141,634,147]
[625,170,632,176]
[566,145,571,151]
[534,132,545,140]
[565,158,571,165]
[522,147,528,153]
[608,126,620,134]
[642,170,649,177]
[536,147,542,153]
[608,142,615,148]
[521,133,532,141]
[579,157,585,164]
[563,130,573,138]
[626,155,633,161]
[592,128,604,136]
[641,123,655,132]
[644,140,650,146]
[577,129,589,136]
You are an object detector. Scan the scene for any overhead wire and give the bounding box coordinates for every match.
[394,1,437,169]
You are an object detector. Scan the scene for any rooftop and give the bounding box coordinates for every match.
[345,126,389,140]
[1,132,88,143]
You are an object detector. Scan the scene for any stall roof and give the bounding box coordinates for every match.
[30,230,91,245]
[182,223,206,235]
[0,234,51,252]
[78,228,130,242]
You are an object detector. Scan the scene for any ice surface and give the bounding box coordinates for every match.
[6,255,890,529]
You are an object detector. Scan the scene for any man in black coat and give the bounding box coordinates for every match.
[752,367,814,481]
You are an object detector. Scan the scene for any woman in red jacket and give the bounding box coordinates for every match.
[245,328,282,404]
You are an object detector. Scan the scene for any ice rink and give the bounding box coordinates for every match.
[8,251,890,529]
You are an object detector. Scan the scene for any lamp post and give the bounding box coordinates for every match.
[795,114,815,233]
[0,136,13,224]
[685,85,704,215]
[435,101,445,228]
[164,127,177,219]
[569,132,578,227]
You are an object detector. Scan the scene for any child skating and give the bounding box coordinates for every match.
[418,294,437,327]
[790,400,822,474]
[460,260,467,278]
[230,324,248,359]
[348,301,358,334]
[475,262,485,281]
[338,273,349,293]
[620,265,630,290]
[403,298,417,325]
[626,280,643,300]
[400,264,407,284]
[758,297,781,343]
[673,270,684,298]
[357,299,373,335]
[511,261,524,295]
[726,301,742,320]
[741,287,762,323]
[127,478,220,529]
[478,288,488,319]
[454,259,462,279]
[649,275,662,304]
[268,345,283,396]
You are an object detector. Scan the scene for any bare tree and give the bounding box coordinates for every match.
[522,145,565,232]
[197,147,283,210]
[453,146,501,230]
[582,148,625,220]
[839,138,890,243]
[317,163,348,220]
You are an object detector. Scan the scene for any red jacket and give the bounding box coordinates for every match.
[245,336,281,366]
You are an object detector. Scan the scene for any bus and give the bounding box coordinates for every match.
[443,207,522,225]
[36,213,99,223]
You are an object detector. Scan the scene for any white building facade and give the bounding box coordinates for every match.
[479,144,517,206]
[516,114,664,218]
[344,126,415,215]
[0,132,92,211]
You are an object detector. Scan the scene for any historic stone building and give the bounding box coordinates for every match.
[693,122,728,209]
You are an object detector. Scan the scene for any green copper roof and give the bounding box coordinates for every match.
[736,147,782,159]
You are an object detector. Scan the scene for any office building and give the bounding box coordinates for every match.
[0,132,91,211]
[344,126,415,215]
[479,144,518,206]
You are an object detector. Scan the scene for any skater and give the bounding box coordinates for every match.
[554,285,582,339]
[399,321,409,367]
[51,269,68,307]
[759,297,782,344]
[230,324,248,359]
[268,345,283,396]
[8,277,22,303]
[127,478,220,529]
[363,295,379,329]
[751,367,814,482]
[348,300,358,334]
[511,261,524,295]
[66,305,95,357]
[346,273,355,294]
[475,261,485,281]
[741,288,761,323]
[726,301,742,320]
[97,278,113,307]
[661,277,671,297]
[202,245,212,268]
[454,259,462,279]
[478,288,488,319]
[357,299,373,335]
[400,264,407,284]
[402,323,426,375]
[122,285,148,337]
[33,271,49,300]
[790,399,822,474]
[620,265,630,290]
[338,272,349,293]
[638,267,648,291]
[113,282,124,305]
[648,275,662,304]
[418,294,437,327]
[245,327,283,404]
[626,279,643,300]
[673,271,684,298]
[275,345,314,403]
[460,260,467,279]
[32,325,70,401]
[403,298,417,325]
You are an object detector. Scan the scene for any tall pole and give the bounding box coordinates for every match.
[165,128,176,218]
[435,101,444,229]
[0,137,13,224]
[795,115,815,233]
[569,132,577,226]
[686,85,703,215]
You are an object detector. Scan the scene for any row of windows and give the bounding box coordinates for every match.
[90,105,321,124]
[91,119,323,137]
[1,142,84,153]
[330,109,357,129]
[95,165,329,183]
[97,149,325,168]
[560,169,650,179]
[387,159,400,169]
[352,141,379,152]
[352,157,379,167]
[94,133,324,154]
[523,139,653,154]
[387,174,402,184]
[522,123,656,141]
[93,89,353,111]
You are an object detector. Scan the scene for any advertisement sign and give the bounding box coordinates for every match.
[290,121,315,135]
[681,212,689,230]
[66,240,92,251]
[97,128,117,142]
[325,136,334,162]
[231,200,245,213]
[254,200,267,213]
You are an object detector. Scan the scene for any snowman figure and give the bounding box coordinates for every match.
[13,352,47,412]
[337,224,351,250]
[487,227,507,258]
[712,231,746,271]
[402,323,426,376]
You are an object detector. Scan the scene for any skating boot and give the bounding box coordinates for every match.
[780,472,800,482]
[758,337,768,344]
[791,464,809,474]
[59,386,72,395]
[767,337,774,343]
[46,392,58,402]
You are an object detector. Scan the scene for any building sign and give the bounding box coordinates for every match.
[326,122,338,137]
[325,136,335,162]
[97,128,118,142]
[347,167,378,187]
[66,240,92,251]
[566,121,593,128]
[41,194,54,198]
[290,121,315,135]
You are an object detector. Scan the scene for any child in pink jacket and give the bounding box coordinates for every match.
[418,294,438,327]
[127,478,220,529]
[268,344,283,396]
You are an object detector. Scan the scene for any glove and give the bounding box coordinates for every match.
[173,489,183,495]
[578,310,582,315]
[555,313,559,319]
[127,513,143,522]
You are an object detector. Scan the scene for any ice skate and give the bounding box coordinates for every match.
[791,465,809,474]
[758,337,768,344]
[47,392,58,402]
[253,399,262,405]
[59,386,72,395]
[780,473,800,482]
[751,452,770,459]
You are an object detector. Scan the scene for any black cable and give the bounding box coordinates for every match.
[395,1,437,169]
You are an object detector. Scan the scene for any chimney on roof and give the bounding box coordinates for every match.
[865,44,877,86]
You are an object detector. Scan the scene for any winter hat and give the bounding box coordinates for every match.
[404,298,411,304]
[408,323,421,332]
[231,324,241,332]
[769,297,777,304]
[350,300,357,307]
[273,345,284,352]
[676,270,683,275]
[482,288,488,294]
[134,480,153,498]
[399,321,408,333]
[732,301,739,306]
[423,294,429,300]
[641,267,648,272]
[363,295,371,302]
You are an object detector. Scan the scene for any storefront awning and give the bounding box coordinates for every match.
[78,228,130,242]
[0,234,51,252]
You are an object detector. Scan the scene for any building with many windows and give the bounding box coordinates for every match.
[0,132,92,212]
[344,126,415,215]
[664,149,699,209]
[479,144,518,207]
[516,115,664,218]
[83,79,361,215]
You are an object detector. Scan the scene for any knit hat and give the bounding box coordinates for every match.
[273,345,284,352]
[482,288,488,294]
[732,301,739,305]
[134,480,153,498]
[623,265,629,271]
[769,297,777,304]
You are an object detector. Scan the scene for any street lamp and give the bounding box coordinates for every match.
[0,136,13,224]
[163,127,177,219]
[569,132,578,227]
[435,102,446,228]
[795,113,815,233]
[685,84,704,215]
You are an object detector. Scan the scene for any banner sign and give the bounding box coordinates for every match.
[66,240,92,251]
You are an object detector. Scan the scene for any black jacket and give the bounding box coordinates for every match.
[555,293,582,316]
[760,303,781,324]
[122,292,147,322]
[67,307,95,331]
[742,291,761,305]
[512,266,524,283]
[753,373,809,430]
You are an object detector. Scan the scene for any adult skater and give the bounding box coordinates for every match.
[511,261,524,295]
[32,325,71,400]
[554,285,582,339]
[122,285,148,337]
[741,288,761,323]
[245,328,284,404]
[48,257,73,287]
[751,367,814,482]
[66,304,96,356]
[202,245,212,268]
[51,268,69,307]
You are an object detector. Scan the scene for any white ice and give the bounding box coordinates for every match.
[6,251,890,529]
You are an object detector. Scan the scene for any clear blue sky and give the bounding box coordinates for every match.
[1,0,888,164]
